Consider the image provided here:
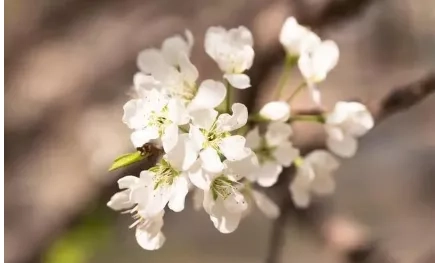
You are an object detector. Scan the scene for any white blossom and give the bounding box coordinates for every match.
[137,134,198,217]
[279,17,321,56]
[246,122,299,187]
[259,101,291,122]
[289,150,339,208]
[325,101,374,158]
[136,30,198,102]
[122,89,189,152]
[188,154,257,233]
[189,103,250,172]
[205,26,254,89]
[107,177,166,251]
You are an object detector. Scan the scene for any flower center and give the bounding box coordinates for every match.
[201,124,230,151]
[210,175,238,201]
[149,159,180,189]
[253,138,276,164]
[147,108,171,135]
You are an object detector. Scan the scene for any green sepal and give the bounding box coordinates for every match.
[108,151,146,171]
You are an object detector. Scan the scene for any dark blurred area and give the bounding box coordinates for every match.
[4,0,435,263]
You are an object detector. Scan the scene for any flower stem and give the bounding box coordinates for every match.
[274,54,296,100]
[286,81,307,103]
[288,114,325,123]
[248,113,268,123]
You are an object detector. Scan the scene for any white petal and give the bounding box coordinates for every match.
[279,17,321,55]
[252,190,280,219]
[143,186,172,217]
[289,171,312,208]
[118,176,140,189]
[135,229,165,251]
[190,109,218,130]
[224,73,251,89]
[245,126,261,149]
[133,73,161,96]
[326,134,358,158]
[188,80,226,111]
[188,159,210,190]
[130,128,159,148]
[312,40,339,80]
[219,135,247,161]
[200,147,224,173]
[189,124,206,151]
[161,123,179,153]
[107,191,134,211]
[209,200,242,234]
[224,151,258,181]
[223,192,248,213]
[168,176,189,212]
[229,25,254,46]
[299,40,339,83]
[290,188,311,208]
[161,34,191,67]
[178,53,198,85]
[216,103,248,131]
[311,174,335,195]
[273,141,300,167]
[137,49,168,78]
[165,134,198,170]
[330,102,374,137]
[265,121,293,147]
[204,26,227,61]
[122,99,145,129]
[167,98,190,125]
[255,162,282,187]
[260,101,290,122]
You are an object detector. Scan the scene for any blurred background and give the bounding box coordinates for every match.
[4,0,435,262]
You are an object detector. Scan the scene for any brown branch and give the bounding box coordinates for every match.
[264,72,435,263]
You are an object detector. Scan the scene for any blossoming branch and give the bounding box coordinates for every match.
[106,17,374,250]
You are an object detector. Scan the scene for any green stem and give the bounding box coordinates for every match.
[286,82,307,103]
[225,80,232,113]
[248,113,268,123]
[288,114,325,123]
[274,54,296,100]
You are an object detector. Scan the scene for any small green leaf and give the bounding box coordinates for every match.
[108,151,146,171]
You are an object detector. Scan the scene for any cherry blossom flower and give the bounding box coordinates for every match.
[246,122,299,187]
[205,26,254,89]
[289,150,340,208]
[325,101,374,158]
[122,89,189,152]
[136,134,198,217]
[188,103,250,172]
[107,177,166,250]
[188,154,257,233]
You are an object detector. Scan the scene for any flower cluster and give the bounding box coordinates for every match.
[107,17,374,250]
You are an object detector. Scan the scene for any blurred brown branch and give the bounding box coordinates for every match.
[265,72,435,263]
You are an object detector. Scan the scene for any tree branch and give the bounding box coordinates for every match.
[264,72,435,263]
